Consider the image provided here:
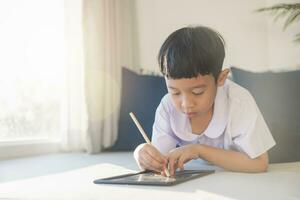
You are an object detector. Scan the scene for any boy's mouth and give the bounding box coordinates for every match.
[186,112,197,118]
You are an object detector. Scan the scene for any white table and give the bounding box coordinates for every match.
[0,153,299,200]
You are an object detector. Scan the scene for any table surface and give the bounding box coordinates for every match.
[0,156,299,200]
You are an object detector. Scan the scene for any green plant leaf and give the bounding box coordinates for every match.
[256,3,300,44]
[293,33,300,43]
[284,7,300,29]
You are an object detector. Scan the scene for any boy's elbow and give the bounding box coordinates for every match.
[248,160,268,173]
[255,153,269,173]
[259,162,268,172]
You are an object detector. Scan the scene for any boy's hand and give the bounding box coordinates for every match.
[137,143,168,173]
[167,144,200,176]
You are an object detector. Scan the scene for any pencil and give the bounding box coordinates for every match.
[129,112,170,177]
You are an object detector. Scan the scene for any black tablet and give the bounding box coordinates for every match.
[93,170,214,186]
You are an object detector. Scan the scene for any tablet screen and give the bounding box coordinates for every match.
[94,170,214,186]
[114,171,177,183]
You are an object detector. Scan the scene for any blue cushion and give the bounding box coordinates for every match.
[108,67,167,151]
[231,67,300,163]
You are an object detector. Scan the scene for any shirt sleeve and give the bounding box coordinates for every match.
[151,96,178,155]
[231,94,276,159]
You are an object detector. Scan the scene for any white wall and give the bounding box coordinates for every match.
[134,0,300,72]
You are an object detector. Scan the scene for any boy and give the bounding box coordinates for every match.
[134,26,275,175]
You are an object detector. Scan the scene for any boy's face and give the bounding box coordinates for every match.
[165,70,228,119]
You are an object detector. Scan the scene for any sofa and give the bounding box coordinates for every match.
[230,67,300,163]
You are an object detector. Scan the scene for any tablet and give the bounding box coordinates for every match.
[93,170,214,186]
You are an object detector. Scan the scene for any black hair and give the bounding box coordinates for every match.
[158,26,225,81]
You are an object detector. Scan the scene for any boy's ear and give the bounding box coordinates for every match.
[217,68,230,86]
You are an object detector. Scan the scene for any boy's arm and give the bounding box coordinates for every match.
[195,144,268,172]
[168,144,268,174]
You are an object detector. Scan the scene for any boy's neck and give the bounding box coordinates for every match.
[189,105,214,135]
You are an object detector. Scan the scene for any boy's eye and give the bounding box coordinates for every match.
[193,91,204,95]
[171,92,180,96]
[169,89,180,96]
[192,88,205,95]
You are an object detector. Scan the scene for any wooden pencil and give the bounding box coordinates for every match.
[129,112,170,177]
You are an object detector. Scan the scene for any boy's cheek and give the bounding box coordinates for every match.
[170,98,182,111]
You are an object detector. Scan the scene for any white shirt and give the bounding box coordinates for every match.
[151,79,276,159]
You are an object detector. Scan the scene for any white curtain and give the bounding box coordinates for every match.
[83,0,137,153]
[62,0,137,153]
[62,0,87,152]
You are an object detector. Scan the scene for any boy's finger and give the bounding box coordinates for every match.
[160,170,166,177]
[168,158,174,176]
[146,146,167,164]
[140,144,163,165]
[177,157,185,170]
[143,152,165,171]
[174,161,179,174]
[140,155,161,171]
[168,156,178,176]
[139,157,153,171]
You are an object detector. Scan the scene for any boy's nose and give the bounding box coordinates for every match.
[181,96,195,109]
